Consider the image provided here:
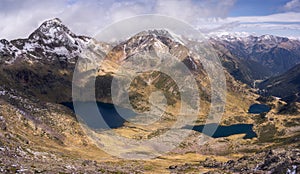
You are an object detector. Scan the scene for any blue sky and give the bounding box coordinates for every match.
[229,0,289,16]
[0,0,300,39]
[226,0,300,37]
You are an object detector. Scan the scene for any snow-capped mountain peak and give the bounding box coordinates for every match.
[29,18,75,42]
[0,18,91,64]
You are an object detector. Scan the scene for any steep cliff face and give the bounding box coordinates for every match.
[258,63,300,102]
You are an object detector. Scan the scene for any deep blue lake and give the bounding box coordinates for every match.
[62,102,257,139]
[248,104,271,114]
[184,123,257,139]
[61,102,136,129]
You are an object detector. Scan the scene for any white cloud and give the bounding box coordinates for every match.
[212,12,300,37]
[0,0,299,39]
[0,0,67,40]
[284,0,300,12]
[154,0,235,22]
[0,0,235,40]
[225,12,300,33]
[226,12,300,23]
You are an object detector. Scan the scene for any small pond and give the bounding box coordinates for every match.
[248,104,271,114]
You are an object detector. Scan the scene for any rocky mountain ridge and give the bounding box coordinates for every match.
[1,18,299,87]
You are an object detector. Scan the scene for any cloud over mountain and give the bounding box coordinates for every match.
[284,0,300,12]
[0,0,235,40]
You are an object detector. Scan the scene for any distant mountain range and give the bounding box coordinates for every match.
[210,34,300,103]
[210,34,300,86]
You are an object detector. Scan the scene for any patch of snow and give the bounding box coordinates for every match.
[66,33,75,44]
[0,42,4,50]
[48,27,58,38]
[17,168,28,172]
[153,40,165,50]
[209,31,252,38]
[52,46,69,56]
[287,165,297,174]
[23,42,37,52]
[0,90,6,95]
[262,34,272,40]
[274,96,282,100]
[65,165,76,170]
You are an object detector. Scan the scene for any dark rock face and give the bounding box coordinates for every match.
[258,63,300,102]
[254,149,299,173]
[0,59,75,103]
[231,149,300,173]
[200,158,223,168]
